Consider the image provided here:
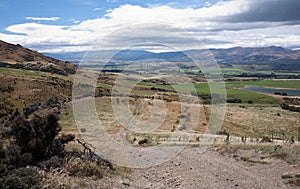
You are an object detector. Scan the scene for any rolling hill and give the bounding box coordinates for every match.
[0,40,76,75]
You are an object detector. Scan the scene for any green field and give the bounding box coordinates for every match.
[194,82,280,104]
[140,79,300,104]
[226,80,300,89]
[2,66,298,105]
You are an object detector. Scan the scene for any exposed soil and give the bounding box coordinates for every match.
[90,147,300,189]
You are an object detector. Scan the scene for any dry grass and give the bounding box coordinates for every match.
[0,70,72,115]
[210,105,300,138]
[214,143,300,164]
[58,110,78,132]
[40,154,120,189]
[94,96,207,135]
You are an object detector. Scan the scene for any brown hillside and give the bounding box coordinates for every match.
[0,40,76,75]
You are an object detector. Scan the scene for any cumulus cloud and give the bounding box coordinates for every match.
[222,0,300,22]
[0,0,300,52]
[25,17,61,21]
[2,23,94,52]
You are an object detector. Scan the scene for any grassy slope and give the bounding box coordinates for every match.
[0,67,73,126]
[0,67,73,81]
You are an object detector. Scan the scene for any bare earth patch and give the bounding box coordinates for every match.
[88,147,300,189]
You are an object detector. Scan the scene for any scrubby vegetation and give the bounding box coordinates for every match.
[0,46,299,188]
[282,172,300,186]
[281,103,300,113]
[215,144,300,165]
[0,102,113,188]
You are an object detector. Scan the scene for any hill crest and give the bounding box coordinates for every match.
[0,40,76,75]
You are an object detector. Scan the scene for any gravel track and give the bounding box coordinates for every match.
[95,147,299,189]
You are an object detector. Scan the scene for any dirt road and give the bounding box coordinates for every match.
[95,147,299,189]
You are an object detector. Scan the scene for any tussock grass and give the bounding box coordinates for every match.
[214,143,300,164]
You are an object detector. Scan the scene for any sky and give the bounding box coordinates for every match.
[0,0,300,52]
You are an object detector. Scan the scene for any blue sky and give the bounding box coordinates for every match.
[0,0,300,52]
[0,0,219,31]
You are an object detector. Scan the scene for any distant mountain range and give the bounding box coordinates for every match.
[45,46,300,70]
[0,40,76,75]
[1,39,300,72]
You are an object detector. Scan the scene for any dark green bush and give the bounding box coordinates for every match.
[247,100,253,104]
[227,98,242,103]
[0,168,41,189]
[38,155,64,171]
[9,111,61,161]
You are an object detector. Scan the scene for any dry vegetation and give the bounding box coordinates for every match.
[0,68,125,188]
[219,105,300,139]
[1,64,300,188]
[0,40,76,75]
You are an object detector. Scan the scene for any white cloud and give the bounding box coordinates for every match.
[93,7,101,11]
[25,17,61,21]
[0,1,299,52]
[204,1,212,7]
[70,19,81,24]
[106,0,117,2]
[2,23,94,52]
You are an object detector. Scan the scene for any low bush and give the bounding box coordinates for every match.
[0,104,113,188]
[138,138,148,145]
[63,157,105,178]
[5,111,62,161]
[0,167,41,189]
[227,98,242,103]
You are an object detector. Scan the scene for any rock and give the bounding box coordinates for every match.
[177,124,187,131]
[121,178,130,186]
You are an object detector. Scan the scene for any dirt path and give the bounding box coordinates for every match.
[95,147,299,189]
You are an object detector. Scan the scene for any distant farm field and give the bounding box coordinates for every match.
[139,79,300,104]
[226,80,300,89]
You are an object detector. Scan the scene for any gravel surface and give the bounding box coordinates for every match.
[95,147,299,189]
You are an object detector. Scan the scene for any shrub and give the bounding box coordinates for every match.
[247,100,253,104]
[282,174,293,179]
[138,138,148,145]
[227,98,242,103]
[274,91,287,96]
[38,155,64,171]
[9,111,62,161]
[260,136,272,143]
[0,168,41,189]
[63,157,104,178]
[198,94,211,104]
[0,106,73,172]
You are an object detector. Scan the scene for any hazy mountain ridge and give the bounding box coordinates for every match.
[209,46,300,63]
[0,40,76,75]
[45,46,300,70]
[2,39,299,71]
